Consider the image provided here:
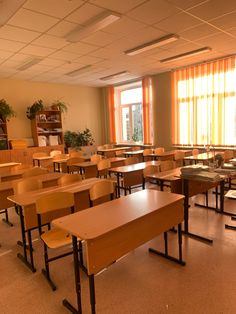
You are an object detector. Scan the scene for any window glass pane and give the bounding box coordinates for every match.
[224,96,236,145]
[121,107,130,141]
[121,87,142,105]
[132,104,143,142]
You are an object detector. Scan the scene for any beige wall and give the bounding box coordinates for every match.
[0,78,104,145]
[152,72,172,149]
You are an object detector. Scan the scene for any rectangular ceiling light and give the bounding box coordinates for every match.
[160,47,212,63]
[17,57,42,71]
[65,11,121,42]
[66,65,92,77]
[0,0,26,26]
[100,71,128,81]
[124,34,179,56]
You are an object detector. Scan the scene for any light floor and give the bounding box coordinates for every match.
[1,186,236,314]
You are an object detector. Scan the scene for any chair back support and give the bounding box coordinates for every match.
[89,180,114,205]
[22,167,48,177]
[143,165,160,178]
[192,149,199,156]
[224,150,234,162]
[32,152,48,158]
[13,177,43,195]
[160,160,176,172]
[50,150,62,157]
[57,174,82,186]
[174,151,185,167]
[97,159,111,177]
[69,151,84,158]
[124,156,139,165]
[143,148,153,156]
[91,154,102,163]
[66,157,84,173]
[132,146,141,151]
[103,144,113,149]
[36,192,74,215]
[154,147,165,154]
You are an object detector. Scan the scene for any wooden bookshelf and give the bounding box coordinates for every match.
[0,115,9,150]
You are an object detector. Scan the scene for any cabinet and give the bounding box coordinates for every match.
[31,110,63,147]
[0,116,9,150]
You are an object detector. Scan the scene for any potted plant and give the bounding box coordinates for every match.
[26,99,44,120]
[64,130,79,148]
[51,99,68,113]
[0,98,16,121]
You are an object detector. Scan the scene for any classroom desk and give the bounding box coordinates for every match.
[0,162,21,173]
[53,189,185,314]
[147,150,190,161]
[109,161,161,197]
[73,157,126,178]
[7,177,103,272]
[184,152,224,165]
[0,165,33,182]
[97,147,130,158]
[32,156,53,167]
[123,150,144,157]
[147,168,228,244]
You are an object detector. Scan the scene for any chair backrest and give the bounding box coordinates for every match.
[154,147,165,154]
[89,180,114,206]
[143,148,153,156]
[124,156,139,165]
[12,164,32,171]
[103,144,113,149]
[132,146,141,151]
[57,173,82,186]
[174,151,185,167]
[90,154,102,163]
[160,160,176,172]
[66,157,84,166]
[192,148,199,156]
[143,165,160,178]
[32,152,48,158]
[50,150,62,157]
[69,150,84,158]
[10,139,27,149]
[52,153,68,160]
[224,150,234,162]
[35,192,74,215]
[22,167,48,177]
[13,177,43,195]
[115,150,124,156]
[97,159,111,171]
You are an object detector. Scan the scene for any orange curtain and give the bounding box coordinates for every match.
[172,56,236,146]
[142,77,152,144]
[108,86,116,143]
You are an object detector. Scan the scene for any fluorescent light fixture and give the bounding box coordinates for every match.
[0,0,26,26]
[160,47,212,63]
[66,11,121,42]
[124,34,179,56]
[66,65,92,77]
[100,71,128,81]
[17,57,42,71]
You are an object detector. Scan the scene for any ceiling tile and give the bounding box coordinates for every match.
[81,30,122,46]
[180,23,219,41]
[23,0,85,18]
[89,0,147,14]
[187,0,236,21]
[49,50,81,61]
[63,42,99,54]
[0,39,26,52]
[103,16,145,36]
[196,33,236,51]
[19,45,55,57]
[0,25,40,43]
[32,34,69,49]
[47,20,79,37]
[209,11,236,31]
[0,50,14,59]
[127,0,181,25]
[166,0,209,10]
[8,8,59,32]
[74,55,105,65]
[66,3,104,24]
[124,26,166,46]
[39,58,67,67]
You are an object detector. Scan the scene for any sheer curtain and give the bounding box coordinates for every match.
[172,56,236,146]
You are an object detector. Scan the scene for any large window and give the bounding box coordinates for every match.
[172,57,236,146]
[115,84,143,143]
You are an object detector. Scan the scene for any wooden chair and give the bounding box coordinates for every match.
[32,152,51,169]
[90,154,102,163]
[115,150,124,157]
[132,146,141,151]
[142,165,160,189]
[22,167,48,178]
[124,156,139,165]
[36,192,77,291]
[13,177,43,195]
[12,164,32,171]
[66,157,84,173]
[69,150,84,158]
[32,152,48,158]
[143,148,153,161]
[154,147,165,154]
[89,180,115,206]
[57,173,82,186]
[174,151,185,167]
[97,159,111,178]
[103,144,113,149]
[160,160,176,172]
[224,150,234,162]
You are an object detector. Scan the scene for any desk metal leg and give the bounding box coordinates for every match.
[183,180,213,244]
[17,206,36,272]
[1,208,13,226]
[89,275,96,314]
[63,236,82,314]
[149,224,186,266]
[117,174,121,198]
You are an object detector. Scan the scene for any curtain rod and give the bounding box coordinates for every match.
[170,53,236,72]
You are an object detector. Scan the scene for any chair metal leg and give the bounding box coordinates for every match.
[42,243,57,291]
[1,209,13,227]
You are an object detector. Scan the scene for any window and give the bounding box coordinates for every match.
[115,83,143,143]
[172,57,236,146]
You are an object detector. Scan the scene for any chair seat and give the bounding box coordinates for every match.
[41,228,72,249]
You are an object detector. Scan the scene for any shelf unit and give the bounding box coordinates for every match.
[31,110,64,147]
[0,115,9,150]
